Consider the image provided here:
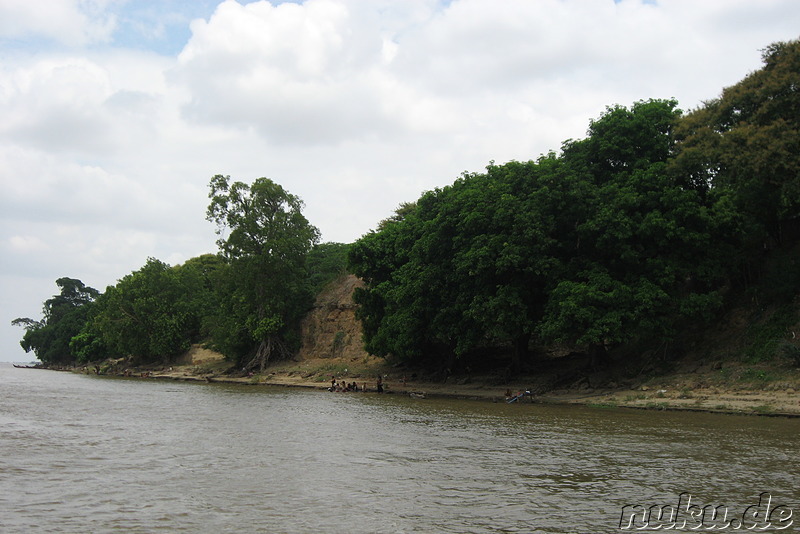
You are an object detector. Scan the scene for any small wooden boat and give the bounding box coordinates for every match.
[506,390,532,403]
[12,364,39,369]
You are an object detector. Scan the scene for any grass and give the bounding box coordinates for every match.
[752,404,775,414]
[588,401,618,409]
[331,331,346,354]
[742,304,798,363]
[623,393,647,401]
[277,356,388,383]
[738,368,776,383]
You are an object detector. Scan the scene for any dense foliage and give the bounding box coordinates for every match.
[206,175,321,370]
[350,39,800,371]
[88,258,210,364]
[12,180,344,367]
[306,242,351,293]
[13,39,800,375]
[12,278,100,365]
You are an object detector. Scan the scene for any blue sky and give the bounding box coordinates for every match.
[1,0,799,361]
[1,1,235,54]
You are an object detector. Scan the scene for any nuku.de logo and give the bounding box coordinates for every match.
[619,492,794,531]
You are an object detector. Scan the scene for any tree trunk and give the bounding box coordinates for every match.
[244,335,292,373]
[510,333,531,375]
[246,337,273,373]
[442,346,457,383]
[588,343,608,370]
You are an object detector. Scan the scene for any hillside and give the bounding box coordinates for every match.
[262,273,800,415]
[296,274,369,361]
[71,271,799,417]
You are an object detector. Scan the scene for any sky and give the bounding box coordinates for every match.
[1,0,798,362]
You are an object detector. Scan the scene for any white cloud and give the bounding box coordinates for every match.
[8,235,48,253]
[0,0,116,47]
[0,57,115,153]
[173,0,401,144]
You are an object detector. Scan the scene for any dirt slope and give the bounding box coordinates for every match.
[296,274,369,361]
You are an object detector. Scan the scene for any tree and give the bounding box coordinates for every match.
[540,100,724,361]
[350,160,561,372]
[351,98,725,373]
[673,39,800,250]
[306,242,351,293]
[90,258,200,364]
[349,203,429,362]
[173,253,227,341]
[206,175,320,370]
[12,278,99,365]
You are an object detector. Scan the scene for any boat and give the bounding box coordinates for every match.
[506,390,532,403]
[409,392,426,399]
[12,363,40,369]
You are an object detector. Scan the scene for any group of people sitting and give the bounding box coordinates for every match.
[329,378,366,392]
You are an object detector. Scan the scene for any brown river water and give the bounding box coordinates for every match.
[1,363,798,533]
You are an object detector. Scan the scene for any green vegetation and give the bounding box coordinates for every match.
[752,404,775,415]
[742,305,799,363]
[738,368,776,383]
[12,39,800,384]
[307,242,351,294]
[587,401,619,409]
[12,278,100,365]
[13,178,344,369]
[348,38,800,375]
[205,175,320,371]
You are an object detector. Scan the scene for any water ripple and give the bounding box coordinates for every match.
[1,366,798,533]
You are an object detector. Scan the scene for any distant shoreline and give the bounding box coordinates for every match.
[11,359,798,418]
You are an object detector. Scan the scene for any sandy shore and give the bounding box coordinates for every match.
[136,352,800,418]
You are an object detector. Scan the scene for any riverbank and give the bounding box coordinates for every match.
[73,345,800,418]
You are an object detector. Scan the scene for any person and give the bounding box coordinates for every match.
[376,375,384,393]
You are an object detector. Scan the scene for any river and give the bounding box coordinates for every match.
[1,363,797,533]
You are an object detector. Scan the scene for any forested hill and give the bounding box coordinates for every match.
[347,38,800,375]
[13,39,800,382]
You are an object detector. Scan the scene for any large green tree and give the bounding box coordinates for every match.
[12,277,99,365]
[206,175,320,370]
[306,242,352,293]
[673,38,800,290]
[173,253,227,341]
[350,158,563,371]
[351,98,726,372]
[539,99,724,360]
[90,258,202,364]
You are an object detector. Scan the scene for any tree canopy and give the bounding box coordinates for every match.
[206,175,320,370]
[12,278,99,365]
[14,38,800,377]
[348,39,800,372]
[89,258,208,364]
